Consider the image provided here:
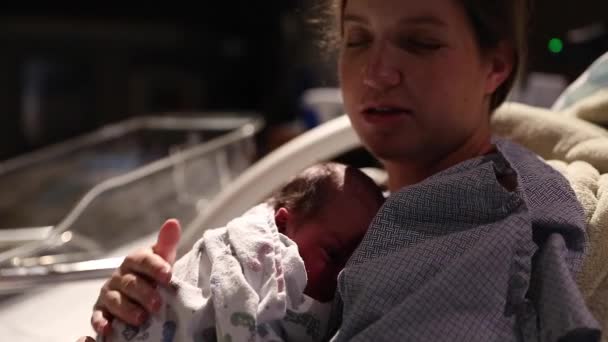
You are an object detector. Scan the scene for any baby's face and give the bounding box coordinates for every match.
[288,195,379,302]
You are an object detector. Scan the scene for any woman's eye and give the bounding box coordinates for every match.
[344,29,371,48]
[346,38,369,48]
[398,38,443,53]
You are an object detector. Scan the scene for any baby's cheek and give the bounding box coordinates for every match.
[305,263,341,302]
[303,258,327,285]
[303,257,324,287]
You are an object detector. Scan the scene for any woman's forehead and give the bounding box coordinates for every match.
[342,0,464,26]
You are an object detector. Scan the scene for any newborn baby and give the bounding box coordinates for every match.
[103,162,384,342]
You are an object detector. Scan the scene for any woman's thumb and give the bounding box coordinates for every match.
[75,337,96,342]
[153,219,181,264]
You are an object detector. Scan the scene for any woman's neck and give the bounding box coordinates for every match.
[384,131,495,192]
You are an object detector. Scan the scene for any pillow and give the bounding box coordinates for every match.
[563,89,608,126]
[552,51,608,112]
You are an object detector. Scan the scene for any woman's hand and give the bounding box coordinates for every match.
[91,219,181,336]
[76,337,95,342]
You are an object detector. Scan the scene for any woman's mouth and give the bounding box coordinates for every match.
[362,106,413,123]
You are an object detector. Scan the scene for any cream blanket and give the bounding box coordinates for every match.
[492,99,608,340]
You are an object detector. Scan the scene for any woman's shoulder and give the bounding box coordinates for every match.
[493,137,578,199]
[494,137,588,245]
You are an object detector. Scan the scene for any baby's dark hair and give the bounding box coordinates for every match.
[269,162,384,223]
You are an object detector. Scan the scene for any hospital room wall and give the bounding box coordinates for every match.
[0,2,326,161]
[511,0,608,107]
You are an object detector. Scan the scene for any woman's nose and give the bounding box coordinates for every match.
[362,48,402,91]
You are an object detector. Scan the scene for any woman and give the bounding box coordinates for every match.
[83,0,600,340]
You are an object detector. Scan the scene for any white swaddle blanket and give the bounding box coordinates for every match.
[104,203,331,342]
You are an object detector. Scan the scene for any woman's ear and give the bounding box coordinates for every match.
[484,41,515,95]
[274,207,291,234]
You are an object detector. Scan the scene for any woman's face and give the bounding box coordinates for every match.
[339,0,509,164]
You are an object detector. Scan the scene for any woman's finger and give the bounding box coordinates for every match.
[153,219,181,264]
[91,308,112,336]
[120,248,172,285]
[107,271,162,313]
[90,309,107,335]
[98,287,148,326]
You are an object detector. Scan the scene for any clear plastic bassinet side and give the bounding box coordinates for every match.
[0,113,263,294]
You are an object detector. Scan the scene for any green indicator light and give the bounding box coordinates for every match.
[548,38,563,54]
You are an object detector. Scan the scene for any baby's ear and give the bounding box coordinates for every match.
[274,207,291,233]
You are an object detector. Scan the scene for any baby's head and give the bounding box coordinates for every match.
[269,162,385,302]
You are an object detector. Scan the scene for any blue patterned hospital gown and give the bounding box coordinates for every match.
[328,137,601,341]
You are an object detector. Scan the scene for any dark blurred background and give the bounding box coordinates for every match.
[0,0,606,161]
